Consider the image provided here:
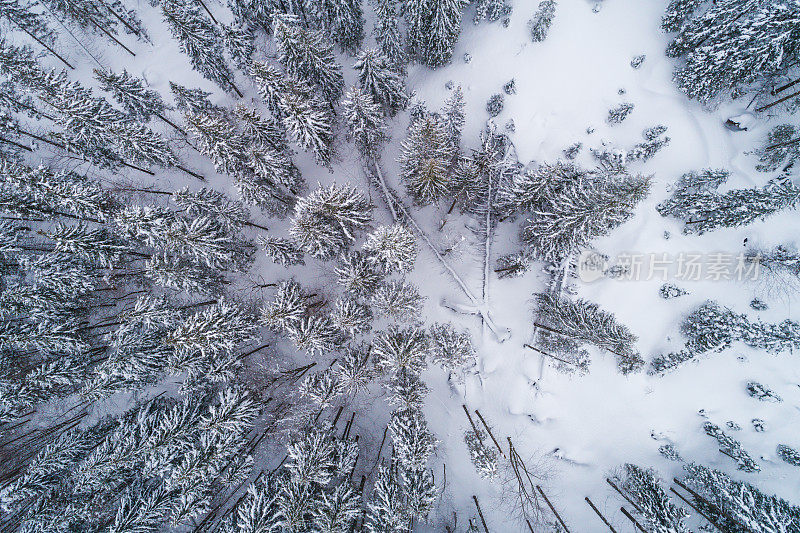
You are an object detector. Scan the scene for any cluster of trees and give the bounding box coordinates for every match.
[651,300,800,373]
[662,0,800,103]
[611,462,800,532]
[657,169,800,234]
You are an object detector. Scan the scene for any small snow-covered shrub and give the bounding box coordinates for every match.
[529,0,556,42]
[486,93,504,117]
[607,102,634,124]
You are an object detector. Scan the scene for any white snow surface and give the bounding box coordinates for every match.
[15,0,800,530]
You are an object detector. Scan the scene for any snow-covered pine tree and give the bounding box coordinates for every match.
[529,0,556,42]
[373,325,428,375]
[304,0,364,53]
[330,297,372,337]
[611,464,689,532]
[474,0,511,25]
[752,124,799,173]
[260,235,305,266]
[353,48,407,115]
[343,85,387,160]
[661,0,704,32]
[515,163,650,262]
[536,292,643,374]
[273,13,344,104]
[170,82,213,114]
[658,170,800,234]
[373,0,406,70]
[441,86,465,151]
[94,68,171,123]
[261,278,308,331]
[371,279,424,322]
[427,322,475,370]
[160,0,241,96]
[336,250,385,296]
[363,224,417,273]
[777,444,800,467]
[252,62,336,165]
[682,462,800,531]
[398,114,456,204]
[404,0,467,67]
[290,183,372,259]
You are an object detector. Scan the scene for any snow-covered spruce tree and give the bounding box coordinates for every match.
[304,0,364,54]
[170,81,213,114]
[745,244,800,294]
[398,114,456,204]
[252,62,335,166]
[273,13,344,104]
[511,162,651,263]
[373,0,406,70]
[442,85,465,151]
[4,387,258,530]
[286,314,342,355]
[221,21,255,71]
[464,427,499,479]
[330,297,372,337]
[427,322,475,370]
[373,325,428,375]
[752,124,799,173]
[343,85,387,160]
[529,0,556,42]
[172,187,251,233]
[628,125,671,163]
[185,109,296,212]
[1,44,178,170]
[607,102,634,124]
[387,370,428,412]
[362,224,417,273]
[371,278,424,322]
[611,464,689,532]
[160,0,241,96]
[39,0,143,42]
[651,300,800,373]
[332,343,374,396]
[354,48,407,115]
[260,235,306,266]
[115,205,253,270]
[336,250,385,296]
[666,0,800,103]
[404,0,468,67]
[164,299,259,382]
[94,68,171,123]
[261,278,308,331]
[474,0,510,24]
[290,183,372,259]
[777,444,800,467]
[682,463,800,531]
[658,170,800,234]
[536,292,643,374]
[661,0,704,32]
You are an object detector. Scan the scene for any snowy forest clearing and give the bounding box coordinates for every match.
[0,0,799,531]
